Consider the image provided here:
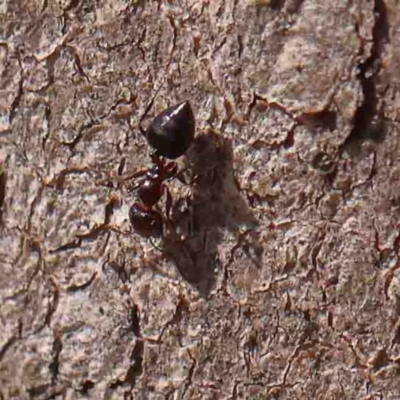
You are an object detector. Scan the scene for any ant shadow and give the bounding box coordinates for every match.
[163,129,258,297]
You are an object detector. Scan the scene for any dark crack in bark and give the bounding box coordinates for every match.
[158,295,190,341]
[246,94,299,150]
[45,167,96,191]
[105,194,119,224]
[26,184,44,234]
[60,120,98,151]
[48,237,83,254]
[49,223,109,254]
[49,194,118,253]
[40,0,48,13]
[105,252,129,283]
[66,45,90,82]
[63,0,81,13]
[270,123,296,150]
[108,302,144,395]
[129,302,141,338]
[237,34,243,59]
[124,341,144,387]
[285,0,305,14]
[49,329,63,385]
[0,321,22,362]
[79,380,95,395]
[116,157,127,181]
[9,53,23,124]
[215,228,261,297]
[269,0,286,11]
[229,381,240,400]
[339,0,389,154]
[41,103,52,150]
[347,151,377,193]
[0,334,18,362]
[0,164,6,225]
[26,384,65,400]
[298,108,337,132]
[167,15,179,72]
[181,350,196,400]
[66,272,97,292]
[43,276,60,327]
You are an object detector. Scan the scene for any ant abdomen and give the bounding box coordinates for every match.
[144,101,195,159]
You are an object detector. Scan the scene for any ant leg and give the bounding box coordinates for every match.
[163,161,178,179]
[175,168,190,185]
[154,159,189,185]
[163,186,184,243]
[165,185,173,222]
[139,98,155,136]
[95,167,149,190]
[159,183,177,235]
[124,168,149,193]
[124,168,148,182]
[173,168,200,186]
[149,237,166,252]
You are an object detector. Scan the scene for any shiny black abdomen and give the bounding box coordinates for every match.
[145,101,195,159]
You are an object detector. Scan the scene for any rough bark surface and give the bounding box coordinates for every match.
[1,0,400,399]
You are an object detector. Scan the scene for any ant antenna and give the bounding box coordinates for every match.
[138,79,166,136]
[149,237,167,253]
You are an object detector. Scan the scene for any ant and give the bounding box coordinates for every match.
[129,101,195,237]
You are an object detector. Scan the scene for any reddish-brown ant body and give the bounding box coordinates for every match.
[129,101,195,237]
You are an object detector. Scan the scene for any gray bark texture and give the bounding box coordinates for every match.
[1,0,400,399]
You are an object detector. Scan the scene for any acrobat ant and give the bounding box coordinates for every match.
[129,101,195,237]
